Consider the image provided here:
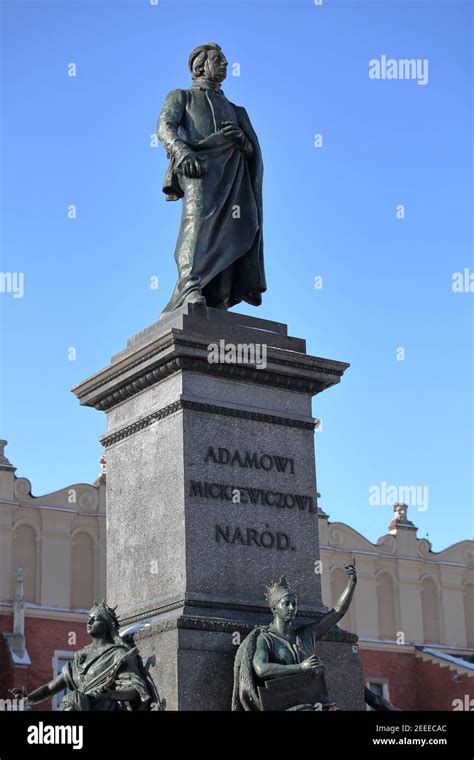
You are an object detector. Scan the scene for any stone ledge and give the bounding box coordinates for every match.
[132,614,358,644]
[100,398,317,448]
[72,324,349,411]
[113,302,291,363]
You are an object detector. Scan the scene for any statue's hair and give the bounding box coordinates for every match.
[188,42,222,79]
[90,600,123,644]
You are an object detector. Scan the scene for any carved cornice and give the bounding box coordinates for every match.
[97,355,332,411]
[120,598,186,626]
[73,331,348,412]
[119,597,321,626]
[92,336,333,401]
[132,614,357,643]
[118,598,357,644]
[100,401,181,447]
[101,399,315,447]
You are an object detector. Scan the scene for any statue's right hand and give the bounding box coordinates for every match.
[180,153,206,179]
[300,655,323,673]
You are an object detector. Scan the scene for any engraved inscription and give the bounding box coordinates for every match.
[204,446,295,475]
[191,480,315,512]
[197,446,312,551]
[215,524,295,551]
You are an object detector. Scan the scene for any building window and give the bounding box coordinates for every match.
[376,572,397,640]
[71,533,94,609]
[421,578,440,644]
[366,680,390,711]
[51,651,74,710]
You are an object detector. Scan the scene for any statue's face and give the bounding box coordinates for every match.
[273,592,297,622]
[203,48,228,82]
[87,608,110,637]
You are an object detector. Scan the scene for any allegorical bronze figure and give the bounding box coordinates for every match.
[232,565,358,711]
[157,42,266,316]
[12,601,163,711]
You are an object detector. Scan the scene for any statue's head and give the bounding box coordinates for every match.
[87,600,120,640]
[188,43,228,83]
[265,576,297,623]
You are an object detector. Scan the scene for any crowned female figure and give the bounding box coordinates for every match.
[13,601,162,711]
[232,565,357,711]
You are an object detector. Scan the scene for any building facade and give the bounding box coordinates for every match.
[1,438,472,710]
[319,504,474,710]
[0,442,106,709]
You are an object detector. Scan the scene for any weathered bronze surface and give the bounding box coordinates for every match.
[232,563,358,711]
[157,42,266,316]
[12,602,163,711]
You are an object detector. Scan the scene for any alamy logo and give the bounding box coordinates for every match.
[452,268,474,293]
[0,697,24,711]
[369,55,429,86]
[0,272,24,298]
[207,339,267,370]
[369,481,429,511]
[27,722,83,750]
[452,695,474,711]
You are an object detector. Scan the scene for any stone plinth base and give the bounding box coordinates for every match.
[72,304,365,710]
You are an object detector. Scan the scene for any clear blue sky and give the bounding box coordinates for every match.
[1,0,472,550]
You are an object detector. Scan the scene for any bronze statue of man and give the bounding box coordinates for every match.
[12,602,162,711]
[232,565,358,711]
[157,42,266,317]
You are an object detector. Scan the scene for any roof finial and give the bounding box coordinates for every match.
[0,440,16,472]
[388,502,416,534]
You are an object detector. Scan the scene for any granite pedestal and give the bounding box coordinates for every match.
[72,304,365,710]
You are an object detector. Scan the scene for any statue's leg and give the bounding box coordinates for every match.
[161,176,210,312]
[202,262,234,309]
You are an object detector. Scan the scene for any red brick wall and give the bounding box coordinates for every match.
[414,655,473,711]
[360,648,474,711]
[0,612,88,710]
[360,648,418,710]
[2,615,472,712]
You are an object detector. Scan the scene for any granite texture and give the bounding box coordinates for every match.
[71,306,364,710]
[133,617,365,711]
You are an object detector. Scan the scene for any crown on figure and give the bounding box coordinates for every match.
[91,599,120,631]
[265,576,295,608]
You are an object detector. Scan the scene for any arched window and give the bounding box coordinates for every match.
[376,572,397,640]
[421,577,440,644]
[12,524,37,602]
[464,583,474,647]
[71,532,94,609]
[330,566,353,630]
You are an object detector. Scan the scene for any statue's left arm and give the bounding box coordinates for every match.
[303,563,357,640]
[221,120,254,158]
[220,104,261,161]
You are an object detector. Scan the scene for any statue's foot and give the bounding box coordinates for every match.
[185,291,206,306]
